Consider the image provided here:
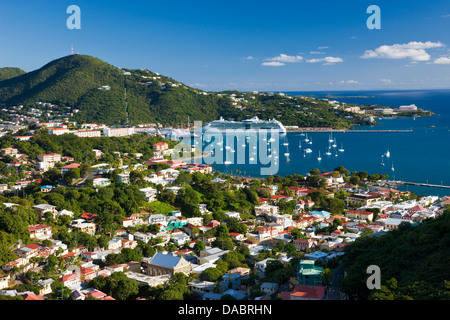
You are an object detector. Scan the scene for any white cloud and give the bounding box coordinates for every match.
[361,41,444,61]
[339,80,359,84]
[261,61,285,67]
[190,82,208,87]
[310,51,325,54]
[434,56,450,64]
[243,56,254,60]
[379,78,392,84]
[306,56,343,65]
[441,14,450,18]
[318,46,329,50]
[265,53,304,63]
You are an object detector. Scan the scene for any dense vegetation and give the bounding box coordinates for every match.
[340,208,450,300]
[0,55,365,128]
[0,67,26,81]
[0,129,175,164]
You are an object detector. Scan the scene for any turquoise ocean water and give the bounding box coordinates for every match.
[202,89,450,197]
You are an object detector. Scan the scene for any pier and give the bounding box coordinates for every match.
[287,129,413,133]
[400,181,450,189]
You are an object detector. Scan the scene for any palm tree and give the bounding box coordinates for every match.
[322,268,333,286]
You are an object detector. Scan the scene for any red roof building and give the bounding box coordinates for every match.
[21,293,45,300]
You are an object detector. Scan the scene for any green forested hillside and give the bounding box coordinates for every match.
[0,67,26,81]
[0,54,360,128]
[340,209,450,300]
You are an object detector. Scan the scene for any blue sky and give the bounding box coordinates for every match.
[1,0,450,91]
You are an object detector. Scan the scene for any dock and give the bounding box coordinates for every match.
[287,129,413,133]
[400,181,450,189]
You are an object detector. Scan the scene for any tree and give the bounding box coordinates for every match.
[349,175,361,185]
[79,163,91,178]
[360,227,375,237]
[322,268,333,286]
[64,168,80,185]
[193,240,206,256]
[334,166,350,176]
[175,171,192,185]
[358,171,368,180]
[51,280,71,300]
[199,267,223,282]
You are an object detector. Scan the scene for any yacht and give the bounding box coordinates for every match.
[325,147,332,156]
[298,141,302,148]
[305,148,312,153]
[304,132,309,142]
[317,151,322,161]
[328,132,334,143]
[385,149,390,158]
[224,160,232,165]
[332,138,337,148]
[203,116,287,133]
[338,143,345,152]
[391,162,395,171]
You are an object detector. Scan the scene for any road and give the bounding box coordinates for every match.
[326,264,346,300]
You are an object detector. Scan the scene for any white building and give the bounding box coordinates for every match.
[117,174,130,184]
[103,127,135,137]
[48,128,70,135]
[93,178,111,188]
[72,130,101,138]
[139,187,157,202]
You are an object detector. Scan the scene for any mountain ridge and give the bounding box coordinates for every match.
[0,54,356,129]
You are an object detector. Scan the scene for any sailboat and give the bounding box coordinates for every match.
[283,136,289,146]
[381,154,385,166]
[284,142,290,161]
[338,142,344,152]
[305,148,312,153]
[325,142,332,155]
[317,151,322,161]
[391,162,395,171]
[385,149,390,158]
[298,140,302,148]
[304,132,309,142]
[335,149,338,157]
[329,132,334,143]
[332,138,337,148]
[308,136,313,145]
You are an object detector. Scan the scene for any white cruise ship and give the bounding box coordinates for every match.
[202,116,286,133]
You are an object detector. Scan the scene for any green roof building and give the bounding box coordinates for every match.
[297,260,323,286]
